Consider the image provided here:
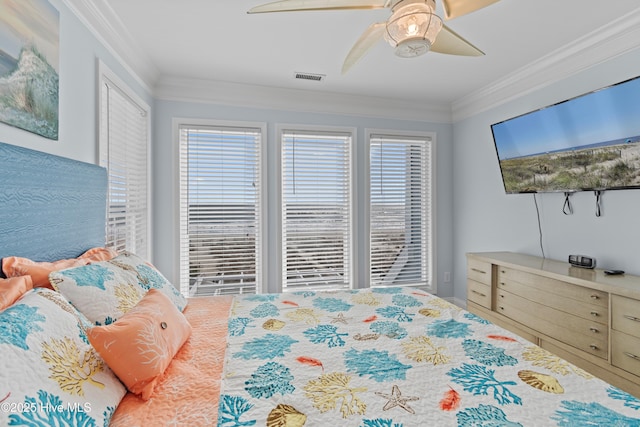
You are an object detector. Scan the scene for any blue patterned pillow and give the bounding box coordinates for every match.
[50,251,187,326]
[0,288,126,427]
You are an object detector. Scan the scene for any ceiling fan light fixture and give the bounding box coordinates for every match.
[384,0,443,58]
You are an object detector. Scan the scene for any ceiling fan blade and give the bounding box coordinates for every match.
[431,25,484,56]
[441,0,500,20]
[248,0,390,14]
[342,22,386,74]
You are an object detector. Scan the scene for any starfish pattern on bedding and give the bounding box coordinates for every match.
[375,385,420,414]
[330,313,352,324]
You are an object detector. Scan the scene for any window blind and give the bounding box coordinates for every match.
[369,134,432,288]
[281,130,352,291]
[179,125,262,296]
[99,78,149,259]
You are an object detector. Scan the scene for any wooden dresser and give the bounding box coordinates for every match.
[466,251,640,397]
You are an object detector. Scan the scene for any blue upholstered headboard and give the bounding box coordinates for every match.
[0,142,107,267]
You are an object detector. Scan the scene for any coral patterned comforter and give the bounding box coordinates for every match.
[218,288,640,427]
[111,287,640,426]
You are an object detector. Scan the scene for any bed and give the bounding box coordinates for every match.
[1,141,640,427]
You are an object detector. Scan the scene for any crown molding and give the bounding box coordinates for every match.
[451,7,640,122]
[62,0,159,92]
[63,0,448,123]
[64,0,640,124]
[155,77,453,123]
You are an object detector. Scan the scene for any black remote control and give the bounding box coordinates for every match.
[604,270,625,275]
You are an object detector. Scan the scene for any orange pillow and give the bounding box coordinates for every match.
[2,257,89,289]
[87,289,192,400]
[0,276,33,310]
[78,247,118,262]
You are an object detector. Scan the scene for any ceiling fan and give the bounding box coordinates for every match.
[248,0,499,73]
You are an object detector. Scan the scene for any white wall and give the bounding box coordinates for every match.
[452,47,640,302]
[152,99,456,297]
[0,0,152,164]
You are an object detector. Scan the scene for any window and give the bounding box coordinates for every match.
[280,129,353,291]
[369,133,433,289]
[178,122,264,296]
[176,122,434,295]
[98,62,150,259]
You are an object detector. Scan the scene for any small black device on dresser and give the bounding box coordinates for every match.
[568,254,596,269]
[604,269,625,275]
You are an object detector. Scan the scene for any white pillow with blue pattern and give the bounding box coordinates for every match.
[0,288,126,427]
[49,251,187,326]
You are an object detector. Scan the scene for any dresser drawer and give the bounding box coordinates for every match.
[612,330,640,377]
[497,289,608,359]
[467,279,491,309]
[496,274,607,324]
[467,258,492,285]
[497,266,608,308]
[612,295,640,339]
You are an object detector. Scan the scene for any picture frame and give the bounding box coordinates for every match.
[0,0,59,140]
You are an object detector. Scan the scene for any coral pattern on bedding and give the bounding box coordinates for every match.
[218,288,640,426]
[0,288,125,427]
[49,251,187,326]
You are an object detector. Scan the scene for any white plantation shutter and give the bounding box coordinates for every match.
[281,130,352,291]
[179,124,262,296]
[99,70,150,259]
[369,134,432,289]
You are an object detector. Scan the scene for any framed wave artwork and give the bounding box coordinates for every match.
[0,0,59,140]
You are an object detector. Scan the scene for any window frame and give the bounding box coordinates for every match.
[173,118,267,296]
[173,121,436,295]
[97,60,151,259]
[276,124,356,292]
[364,128,436,292]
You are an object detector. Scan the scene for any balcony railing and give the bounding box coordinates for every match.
[186,203,409,296]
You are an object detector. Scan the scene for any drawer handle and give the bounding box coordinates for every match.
[589,345,599,350]
[624,352,640,361]
[501,270,506,274]
[471,290,486,298]
[590,294,600,300]
[589,327,599,333]
[499,282,506,286]
[471,268,486,274]
[624,315,640,322]
[499,306,505,311]
[590,311,599,317]
[499,294,504,298]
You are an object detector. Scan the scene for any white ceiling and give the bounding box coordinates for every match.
[71,0,640,121]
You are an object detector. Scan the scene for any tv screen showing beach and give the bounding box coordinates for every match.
[491,76,640,193]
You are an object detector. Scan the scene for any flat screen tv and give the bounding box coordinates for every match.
[491,75,640,194]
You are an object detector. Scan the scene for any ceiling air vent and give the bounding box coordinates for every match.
[294,72,325,82]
